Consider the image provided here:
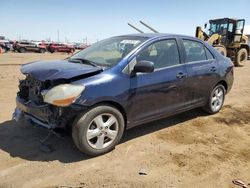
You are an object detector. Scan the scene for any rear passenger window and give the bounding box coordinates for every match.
[183,40,206,62]
[205,47,214,60]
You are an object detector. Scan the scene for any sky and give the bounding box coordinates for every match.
[0,0,250,43]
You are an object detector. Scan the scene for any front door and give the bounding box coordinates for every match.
[127,39,189,125]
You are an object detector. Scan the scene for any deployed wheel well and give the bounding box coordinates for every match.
[217,80,228,92]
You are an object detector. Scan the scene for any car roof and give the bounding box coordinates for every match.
[209,18,244,22]
[117,33,199,40]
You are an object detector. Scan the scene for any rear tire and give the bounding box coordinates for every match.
[234,48,247,67]
[39,48,46,53]
[203,84,225,114]
[19,48,26,53]
[72,105,125,156]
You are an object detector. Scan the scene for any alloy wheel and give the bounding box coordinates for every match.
[211,87,224,112]
[86,113,119,149]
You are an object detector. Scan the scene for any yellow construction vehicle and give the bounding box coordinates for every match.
[196,18,249,66]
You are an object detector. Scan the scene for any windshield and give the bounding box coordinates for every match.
[70,36,147,67]
[209,22,228,36]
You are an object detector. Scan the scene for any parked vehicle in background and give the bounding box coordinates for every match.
[47,43,75,53]
[41,41,51,49]
[12,41,19,52]
[75,43,90,50]
[196,18,249,67]
[13,33,234,156]
[15,41,46,53]
[0,40,12,52]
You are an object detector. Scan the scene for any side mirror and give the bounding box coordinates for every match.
[133,60,154,73]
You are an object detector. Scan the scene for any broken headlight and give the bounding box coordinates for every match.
[43,84,85,107]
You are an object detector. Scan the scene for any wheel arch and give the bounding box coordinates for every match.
[91,100,128,129]
[216,80,228,93]
[240,44,249,55]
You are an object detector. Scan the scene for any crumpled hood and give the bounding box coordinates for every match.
[21,60,102,81]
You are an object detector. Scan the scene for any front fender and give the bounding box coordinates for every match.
[73,72,130,110]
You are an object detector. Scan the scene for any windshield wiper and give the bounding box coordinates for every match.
[68,58,99,68]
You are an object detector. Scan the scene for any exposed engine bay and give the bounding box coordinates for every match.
[13,60,103,129]
[18,75,49,105]
[15,75,72,129]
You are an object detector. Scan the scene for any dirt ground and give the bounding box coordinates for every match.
[0,52,249,188]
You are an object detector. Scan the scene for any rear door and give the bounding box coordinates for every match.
[128,38,189,125]
[181,39,219,105]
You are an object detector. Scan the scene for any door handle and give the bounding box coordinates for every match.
[176,72,186,79]
[210,66,217,72]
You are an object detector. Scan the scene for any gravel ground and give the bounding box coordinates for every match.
[0,52,249,188]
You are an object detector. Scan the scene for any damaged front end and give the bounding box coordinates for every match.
[13,60,102,129]
[13,75,84,129]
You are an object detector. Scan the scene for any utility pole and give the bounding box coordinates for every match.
[83,37,87,44]
[57,30,60,42]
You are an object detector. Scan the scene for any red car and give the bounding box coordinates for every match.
[48,43,75,53]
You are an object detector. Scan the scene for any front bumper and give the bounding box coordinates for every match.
[13,97,85,129]
[13,108,54,129]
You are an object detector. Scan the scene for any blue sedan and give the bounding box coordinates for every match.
[13,33,234,156]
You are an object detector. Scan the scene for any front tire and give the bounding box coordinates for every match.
[39,48,46,53]
[49,49,55,53]
[19,48,26,53]
[203,84,225,114]
[72,105,125,156]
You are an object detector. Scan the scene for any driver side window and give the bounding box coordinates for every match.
[136,39,180,69]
